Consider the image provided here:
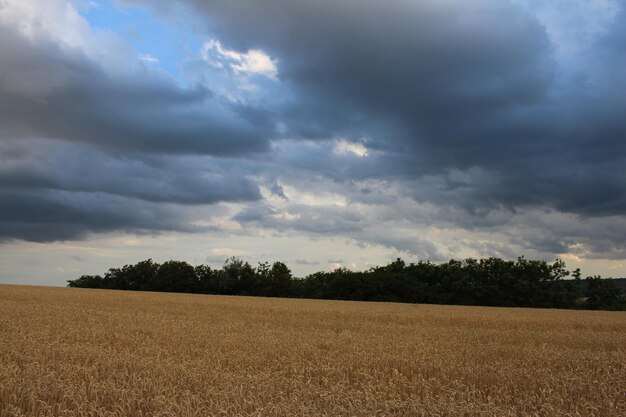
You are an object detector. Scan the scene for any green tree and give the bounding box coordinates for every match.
[222,257,256,295]
[67,275,103,288]
[585,276,626,310]
[268,261,292,297]
[154,260,197,293]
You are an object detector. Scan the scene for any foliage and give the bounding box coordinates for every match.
[67,257,626,310]
[584,276,626,311]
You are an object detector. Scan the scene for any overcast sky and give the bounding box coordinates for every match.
[1,0,625,285]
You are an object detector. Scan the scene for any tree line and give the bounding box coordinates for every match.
[67,257,626,310]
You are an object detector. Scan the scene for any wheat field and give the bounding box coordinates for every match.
[0,285,624,416]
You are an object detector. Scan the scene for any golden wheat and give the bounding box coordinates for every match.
[0,284,624,416]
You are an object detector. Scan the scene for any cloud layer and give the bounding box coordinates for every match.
[1,0,625,276]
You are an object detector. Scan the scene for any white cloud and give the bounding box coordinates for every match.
[139,53,159,64]
[0,0,148,75]
[231,49,277,78]
[209,247,248,257]
[0,0,87,47]
[334,139,369,157]
[202,39,278,78]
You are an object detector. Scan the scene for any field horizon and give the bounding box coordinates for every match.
[1,284,625,416]
[7,282,626,310]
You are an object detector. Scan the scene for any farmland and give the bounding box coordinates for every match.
[1,285,625,416]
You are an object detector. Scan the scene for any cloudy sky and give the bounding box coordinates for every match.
[1,0,625,285]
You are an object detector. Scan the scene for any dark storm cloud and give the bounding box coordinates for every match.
[504,211,626,260]
[268,181,289,201]
[0,21,268,242]
[0,140,261,205]
[0,26,271,156]
[128,0,626,218]
[131,0,553,142]
[0,138,260,241]
[2,0,625,257]
[0,189,203,242]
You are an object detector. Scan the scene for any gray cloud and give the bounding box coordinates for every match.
[128,0,626,218]
[268,181,289,201]
[0,138,260,241]
[0,140,261,205]
[0,26,271,156]
[234,203,363,235]
[1,0,624,267]
[0,17,267,242]
[294,259,320,266]
[231,197,446,261]
[130,0,552,138]
[0,189,209,242]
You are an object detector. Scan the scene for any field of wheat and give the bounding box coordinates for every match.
[1,284,624,416]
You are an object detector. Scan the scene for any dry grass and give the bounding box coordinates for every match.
[0,284,624,416]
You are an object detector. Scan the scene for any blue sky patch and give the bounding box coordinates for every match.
[82,0,203,81]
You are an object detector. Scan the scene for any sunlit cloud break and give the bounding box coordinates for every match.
[202,39,278,78]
